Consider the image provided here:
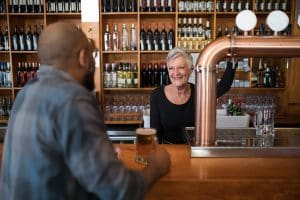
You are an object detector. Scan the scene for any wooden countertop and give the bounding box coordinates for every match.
[115,144,300,200]
[1,143,300,199]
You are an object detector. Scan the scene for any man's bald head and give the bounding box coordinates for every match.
[38,22,89,66]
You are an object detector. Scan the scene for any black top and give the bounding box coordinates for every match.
[150,63,236,144]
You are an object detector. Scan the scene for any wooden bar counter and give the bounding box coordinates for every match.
[116,144,300,200]
[1,143,300,199]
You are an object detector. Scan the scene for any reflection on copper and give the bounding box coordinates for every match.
[195,35,300,146]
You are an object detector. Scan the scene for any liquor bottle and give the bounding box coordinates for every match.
[111,63,118,87]
[70,0,77,12]
[224,25,229,35]
[146,24,153,51]
[160,24,167,50]
[281,0,287,11]
[50,0,57,12]
[132,63,138,87]
[217,25,222,37]
[121,24,129,51]
[104,24,111,51]
[12,26,19,51]
[32,25,39,51]
[178,0,184,12]
[168,24,174,50]
[149,0,155,11]
[130,24,137,51]
[216,0,222,12]
[182,17,187,37]
[177,18,182,37]
[206,0,213,12]
[274,0,279,10]
[156,0,162,11]
[237,0,243,11]
[230,0,237,12]
[162,0,168,11]
[63,0,70,12]
[187,17,193,38]
[205,20,212,40]
[140,24,147,51]
[245,0,250,10]
[125,63,133,87]
[263,63,271,88]
[0,27,4,51]
[250,66,258,88]
[153,24,160,51]
[26,25,33,51]
[257,59,264,87]
[199,0,206,12]
[117,62,125,87]
[104,63,111,88]
[112,24,119,51]
[57,0,63,12]
[223,0,228,12]
[259,0,266,12]
[275,65,284,88]
[3,26,9,51]
[266,0,272,11]
[122,63,128,87]
[197,17,204,39]
[192,18,198,37]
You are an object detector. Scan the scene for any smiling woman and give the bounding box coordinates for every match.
[150,47,236,144]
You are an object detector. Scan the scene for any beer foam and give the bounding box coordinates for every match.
[136,128,156,135]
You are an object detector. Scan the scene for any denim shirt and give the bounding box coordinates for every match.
[0,65,147,200]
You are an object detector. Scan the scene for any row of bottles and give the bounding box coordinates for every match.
[9,0,44,13]
[102,0,137,12]
[103,62,138,88]
[177,17,211,50]
[104,23,137,51]
[140,23,175,51]
[140,62,169,87]
[0,96,13,119]
[253,23,291,36]
[11,25,42,51]
[178,0,214,12]
[254,0,289,12]
[0,62,11,88]
[251,58,284,88]
[46,0,81,13]
[140,0,175,12]
[16,62,40,87]
[216,0,252,12]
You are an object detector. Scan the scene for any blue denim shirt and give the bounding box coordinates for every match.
[0,65,147,200]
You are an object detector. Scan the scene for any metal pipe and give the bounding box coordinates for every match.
[195,35,300,146]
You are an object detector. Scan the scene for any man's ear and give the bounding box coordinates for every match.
[78,49,88,69]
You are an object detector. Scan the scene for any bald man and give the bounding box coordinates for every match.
[0,23,170,200]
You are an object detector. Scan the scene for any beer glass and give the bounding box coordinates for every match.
[135,128,157,165]
[254,105,275,147]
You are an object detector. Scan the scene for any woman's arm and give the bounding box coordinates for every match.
[216,61,237,98]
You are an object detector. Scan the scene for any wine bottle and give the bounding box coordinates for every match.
[153,24,160,51]
[168,24,174,50]
[0,27,4,51]
[146,24,153,51]
[26,25,33,51]
[12,26,19,51]
[140,24,147,51]
[32,25,39,51]
[160,24,167,50]
[4,26,9,51]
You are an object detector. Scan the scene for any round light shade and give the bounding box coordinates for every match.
[266,10,289,32]
[235,10,257,32]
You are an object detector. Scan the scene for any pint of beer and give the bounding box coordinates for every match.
[135,128,157,165]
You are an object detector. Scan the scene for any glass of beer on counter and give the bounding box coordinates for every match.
[135,128,157,165]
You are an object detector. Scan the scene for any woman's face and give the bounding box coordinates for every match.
[167,56,192,88]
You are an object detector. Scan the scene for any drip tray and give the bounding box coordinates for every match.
[185,127,300,157]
